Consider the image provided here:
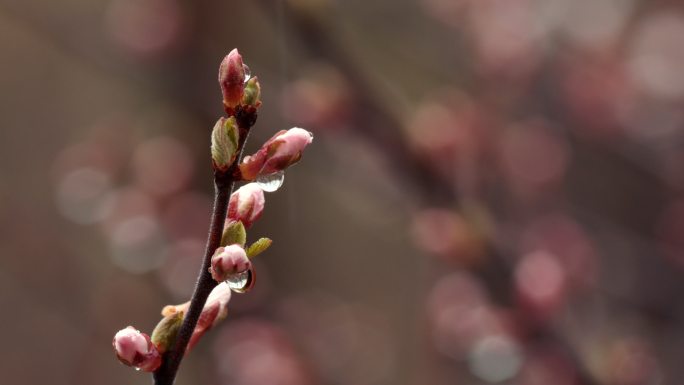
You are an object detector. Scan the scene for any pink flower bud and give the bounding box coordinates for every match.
[227,183,265,227]
[112,326,162,372]
[219,48,246,110]
[162,283,233,353]
[239,127,313,180]
[210,244,251,282]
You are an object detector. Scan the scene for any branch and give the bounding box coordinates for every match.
[152,111,254,385]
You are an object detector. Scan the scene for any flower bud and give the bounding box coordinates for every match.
[112,326,162,372]
[227,183,265,227]
[242,76,262,107]
[239,127,313,180]
[211,116,240,172]
[218,48,246,109]
[210,244,251,282]
[163,283,233,352]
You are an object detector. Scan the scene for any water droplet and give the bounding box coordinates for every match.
[134,367,141,372]
[226,266,255,293]
[255,171,285,192]
[243,64,251,82]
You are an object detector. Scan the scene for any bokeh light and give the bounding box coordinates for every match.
[4,0,683,384]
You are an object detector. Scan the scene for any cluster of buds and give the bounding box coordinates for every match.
[113,48,312,376]
[219,48,261,114]
[212,49,313,179]
[209,183,273,289]
[113,282,234,372]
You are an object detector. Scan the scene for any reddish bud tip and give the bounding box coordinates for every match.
[219,49,246,110]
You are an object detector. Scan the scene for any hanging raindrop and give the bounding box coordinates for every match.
[226,266,255,293]
[243,64,251,82]
[255,170,285,192]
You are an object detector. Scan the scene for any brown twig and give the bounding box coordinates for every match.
[152,109,255,385]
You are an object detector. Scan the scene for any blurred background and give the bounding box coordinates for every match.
[1,0,684,384]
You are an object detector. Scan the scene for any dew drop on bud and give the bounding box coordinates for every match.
[226,266,255,293]
[255,170,285,192]
[243,64,251,83]
[134,368,141,372]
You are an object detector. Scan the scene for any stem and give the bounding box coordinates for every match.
[153,111,254,385]
[152,179,230,385]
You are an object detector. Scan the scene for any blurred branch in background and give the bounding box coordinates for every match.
[257,1,684,384]
[255,1,601,384]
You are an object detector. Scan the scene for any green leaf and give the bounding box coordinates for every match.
[151,311,184,353]
[242,76,261,107]
[221,220,246,247]
[211,117,239,171]
[246,237,272,258]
